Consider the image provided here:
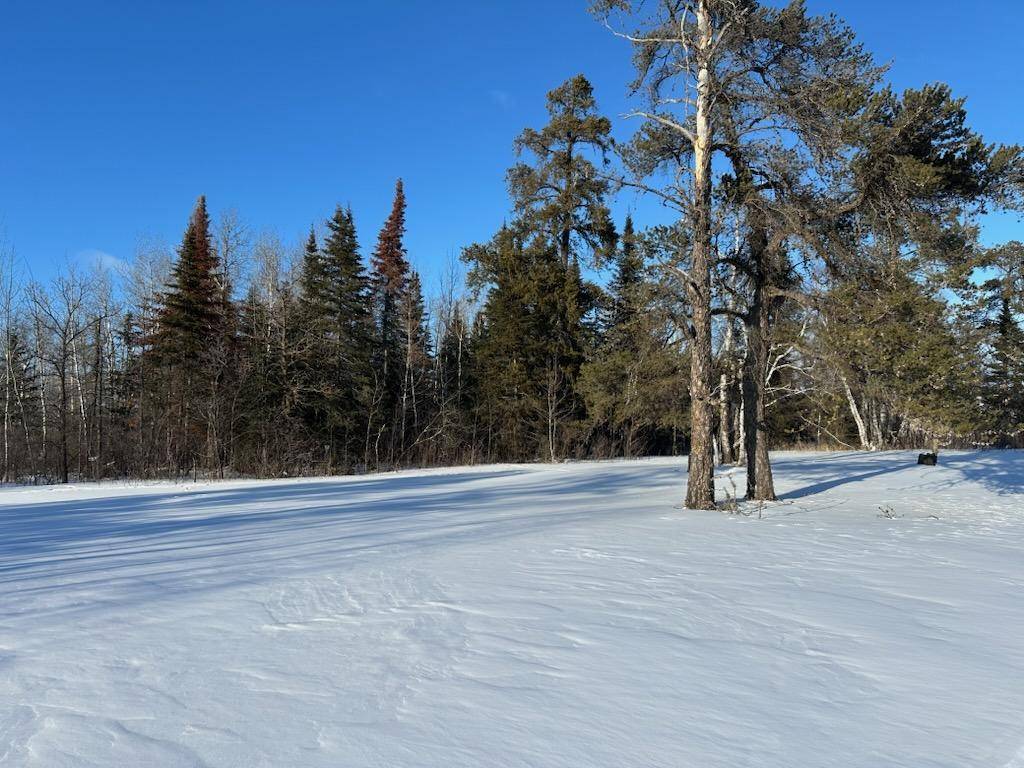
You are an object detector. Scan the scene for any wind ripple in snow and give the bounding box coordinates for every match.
[0,452,1022,767]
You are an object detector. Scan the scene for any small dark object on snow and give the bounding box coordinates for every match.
[917,452,938,466]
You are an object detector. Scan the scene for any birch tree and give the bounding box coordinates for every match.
[29,271,90,484]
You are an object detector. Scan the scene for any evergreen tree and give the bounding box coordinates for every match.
[324,206,373,466]
[487,75,617,459]
[606,216,644,342]
[299,228,326,315]
[508,74,616,269]
[975,242,1024,442]
[321,207,372,348]
[296,206,372,468]
[466,226,581,461]
[153,195,230,471]
[821,260,981,449]
[435,299,477,464]
[581,219,689,458]
[369,180,411,465]
[295,226,335,445]
[156,196,224,364]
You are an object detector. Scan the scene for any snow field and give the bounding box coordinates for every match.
[1,451,1022,767]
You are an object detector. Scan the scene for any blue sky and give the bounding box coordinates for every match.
[2,1,1021,291]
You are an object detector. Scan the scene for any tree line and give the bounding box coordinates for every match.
[1,0,1022,498]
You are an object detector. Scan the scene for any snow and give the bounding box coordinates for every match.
[1,451,1023,767]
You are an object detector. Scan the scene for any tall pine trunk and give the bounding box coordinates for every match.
[741,225,776,501]
[684,0,716,510]
[741,285,776,500]
[718,287,737,465]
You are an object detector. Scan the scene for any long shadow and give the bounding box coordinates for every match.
[936,450,1024,496]
[779,462,912,500]
[0,469,536,548]
[0,463,683,612]
[774,449,1024,501]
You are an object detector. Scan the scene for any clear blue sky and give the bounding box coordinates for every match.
[2,1,1021,290]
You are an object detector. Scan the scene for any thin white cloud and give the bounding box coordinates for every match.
[76,248,125,272]
[488,89,515,111]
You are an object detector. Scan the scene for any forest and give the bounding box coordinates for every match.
[1,1,1022,508]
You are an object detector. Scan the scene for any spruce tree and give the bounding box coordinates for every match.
[606,216,644,344]
[299,228,326,315]
[295,207,372,468]
[470,230,540,460]
[370,180,411,464]
[324,206,373,465]
[295,227,334,448]
[466,225,581,461]
[153,195,229,471]
[157,196,223,364]
[323,207,372,346]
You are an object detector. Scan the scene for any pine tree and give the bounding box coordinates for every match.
[496,76,616,459]
[592,0,910,505]
[508,74,616,269]
[975,242,1024,443]
[822,260,981,448]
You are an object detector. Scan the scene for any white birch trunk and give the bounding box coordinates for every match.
[841,374,872,450]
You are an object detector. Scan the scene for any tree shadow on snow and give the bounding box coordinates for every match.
[936,450,1024,496]
[774,449,1024,500]
[779,462,911,500]
[0,463,683,613]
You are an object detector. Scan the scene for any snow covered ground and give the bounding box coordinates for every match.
[1,450,1022,767]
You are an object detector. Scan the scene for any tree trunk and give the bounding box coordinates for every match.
[71,336,87,479]
[752,286,776,500]
[11,350,34,477]
[2,353,10,483]
[93,317,103,480]
[684,0,716,510]
[741,226,776,501]
[718,314,736,465]
[841,374,872,449]
[59,359,69,484]
[36,331,47,472]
